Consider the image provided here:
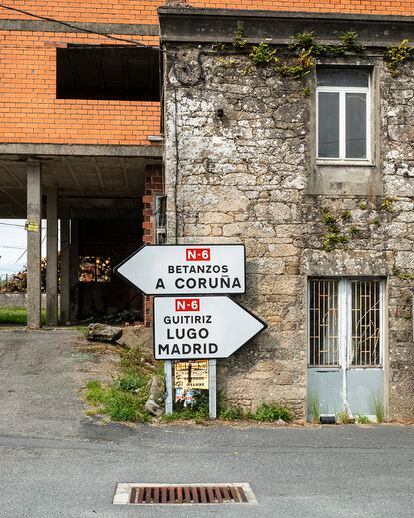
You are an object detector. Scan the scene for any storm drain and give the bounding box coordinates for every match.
[113,483,257,505]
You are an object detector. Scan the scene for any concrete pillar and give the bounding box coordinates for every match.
[69,219,79,322]
[26,162,42,329]
[60,208,70,325]
[46,187,58,326]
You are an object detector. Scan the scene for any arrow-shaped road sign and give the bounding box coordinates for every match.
[115,244,245,295]
[153,296,266,360]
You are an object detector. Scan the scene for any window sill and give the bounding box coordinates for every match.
[316,160,375,167]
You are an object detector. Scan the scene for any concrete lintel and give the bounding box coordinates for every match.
[159,7,414,47]
[0,143,162,158]
[26,162,42,329]
[0,19,159,36]
[46,187,58,326]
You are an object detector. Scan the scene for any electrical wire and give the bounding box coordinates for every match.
[0,3,161,50]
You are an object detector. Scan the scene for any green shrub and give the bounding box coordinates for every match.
[253,402,293,422]
[113,374,143,392]
[219,405,248,420]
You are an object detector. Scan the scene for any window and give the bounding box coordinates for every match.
[154,195,166,245]
[57,46,160,101]
[309,279,383,367]
[316,68,370,161]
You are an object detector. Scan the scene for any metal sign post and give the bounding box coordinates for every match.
[164,360,173,415]
[208,360,217,419]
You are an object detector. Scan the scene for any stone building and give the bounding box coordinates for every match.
[0,1,413,422]
[159,7,414,421]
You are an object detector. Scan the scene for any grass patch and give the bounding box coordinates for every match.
[0,306,46,326]
[84,337,163,423]
[85,379,149,423]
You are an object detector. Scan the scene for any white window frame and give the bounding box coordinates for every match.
[316,74,371,162]
[307,278,384,369]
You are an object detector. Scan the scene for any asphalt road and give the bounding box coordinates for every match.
[0,329,413,518]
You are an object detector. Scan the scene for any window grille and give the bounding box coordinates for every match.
[351,280,381,366]
[309,279,339,366]
[308,278,383,368]
[154,195,166,245]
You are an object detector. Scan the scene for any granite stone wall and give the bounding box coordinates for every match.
[163,45,414,420]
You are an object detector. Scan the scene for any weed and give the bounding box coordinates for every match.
[322,209,338,228]
[341,210,352,222]
[212,42,226,51]
[84,338,163,423]
[384,39,414,77]
[309,394,320,423]
[359,201,367,210]
[234,23,247,50]
[290,31,315,49]
[337,411,351,424]
[370,218,381,226]
[372,394,384,423]
[104,388,148,422]
[356,414,371,424]
[279,48,315,79]
[348,225,360,237]
[85,380,106,405]
[253,401,293,422]
[303,86,312,96]
[340,31,365,53]
[249,42,278,66]
[219,405,248,420]
[162,390,210,422]
[113,374,143,392]
[392,265,414,281]
[323,232,348,252]
[380,196,397,213]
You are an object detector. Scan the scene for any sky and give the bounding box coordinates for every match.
[0,219,48,277]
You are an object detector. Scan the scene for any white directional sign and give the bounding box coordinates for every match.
[115,244,245,295]
[154,296,266,360]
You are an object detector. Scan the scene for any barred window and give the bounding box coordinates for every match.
[309,278,383,368]
[309,280,339,366]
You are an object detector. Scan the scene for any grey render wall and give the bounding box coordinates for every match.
[163,45,414,420]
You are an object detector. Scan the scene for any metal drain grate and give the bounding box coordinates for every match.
[113,483,256,505]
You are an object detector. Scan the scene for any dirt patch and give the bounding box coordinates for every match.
[70,325,153,384]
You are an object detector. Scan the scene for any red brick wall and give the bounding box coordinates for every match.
[0,31,160,146]
[0,2,411,148]
[0,2,165,24]
[0,2,412,25]
[142,164,164,325]
[189,1,414,15]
